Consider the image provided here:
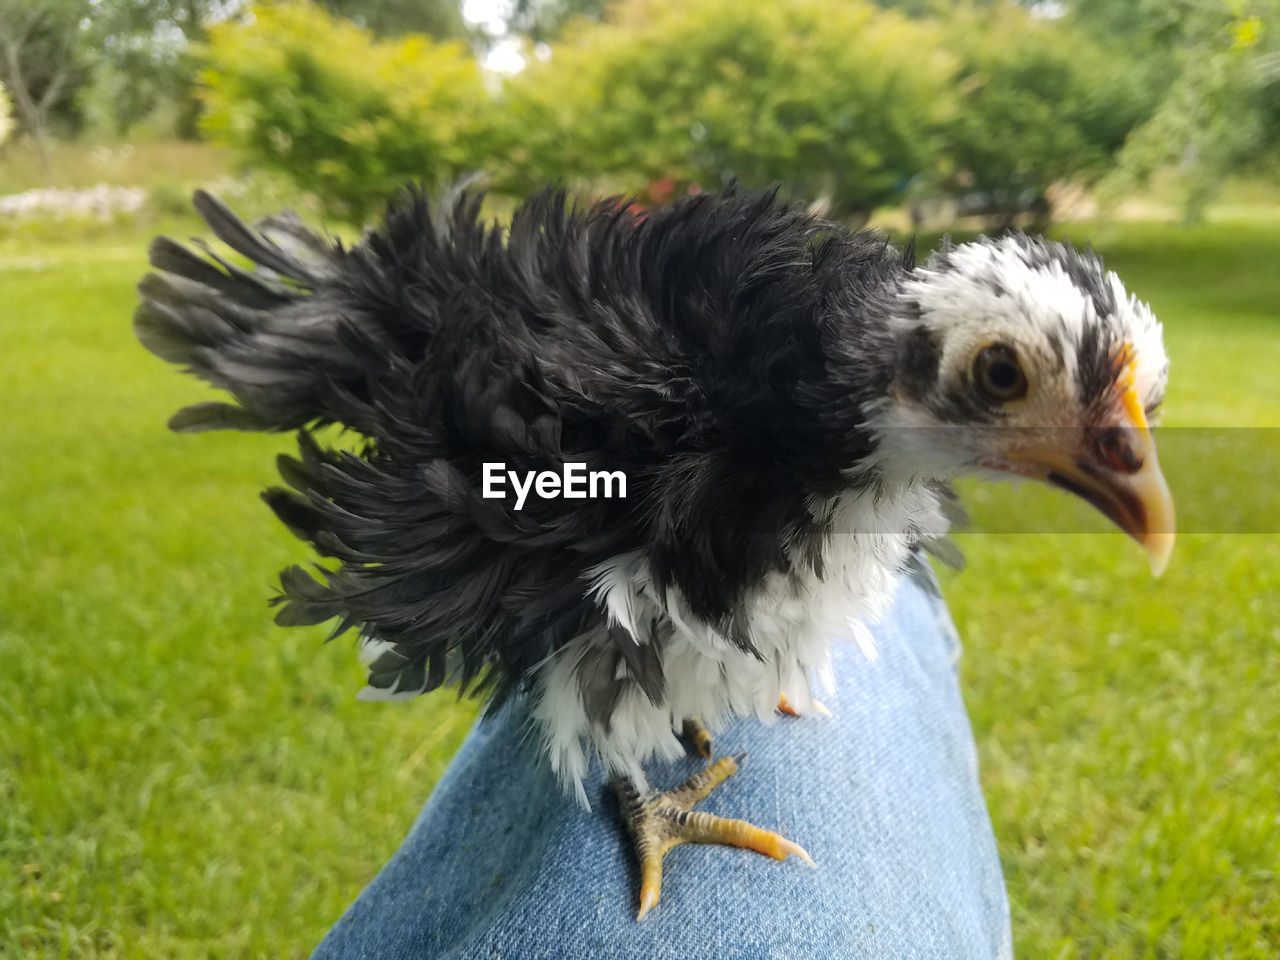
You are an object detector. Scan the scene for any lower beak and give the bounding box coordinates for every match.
[1003,388,1175,576]
[1039,440,1175,575]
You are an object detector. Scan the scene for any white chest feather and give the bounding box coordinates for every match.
[529,484,950,807]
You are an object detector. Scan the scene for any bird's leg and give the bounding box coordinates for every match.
[680,715,714,759]
[613,755,814,921]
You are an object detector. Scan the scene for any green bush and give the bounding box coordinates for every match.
[199,3,491,221]
[1100,1,1279,222]
[495,0,954,217]
[195,0,1162,225]
[935,4,1156,219]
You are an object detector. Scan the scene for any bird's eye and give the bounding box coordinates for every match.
[972,343,1027,403]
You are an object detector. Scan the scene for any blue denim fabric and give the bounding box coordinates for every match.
[312,569,1012,959]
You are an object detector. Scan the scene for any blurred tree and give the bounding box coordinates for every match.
[935,2,1156,226]
[869,0,954,14]
[495,0,954,219]
[0,0,89,172]
[1068,0,1202,53]
[506,0,607,42]
[78,0,219,138]
[200,2,489,221]
[1257,39,1280,171]
[194,0,1234,228]
[1092,0,1280,221]
[317,0,465,38]
[78,0,466,141]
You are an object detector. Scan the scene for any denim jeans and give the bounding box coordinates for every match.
[312,565,1012,959]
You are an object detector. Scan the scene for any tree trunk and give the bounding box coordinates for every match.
[0,35,52,179]
[174,0,206,139]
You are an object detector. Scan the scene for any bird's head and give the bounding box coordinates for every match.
[866,233,1175,574]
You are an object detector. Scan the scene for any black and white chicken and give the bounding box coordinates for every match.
[135,186,1174,919]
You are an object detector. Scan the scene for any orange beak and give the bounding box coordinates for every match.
[1003,362,1175,576]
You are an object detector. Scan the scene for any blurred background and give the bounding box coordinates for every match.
[2,0,1278,957]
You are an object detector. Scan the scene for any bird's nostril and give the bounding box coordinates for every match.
[1093,427,1143,474]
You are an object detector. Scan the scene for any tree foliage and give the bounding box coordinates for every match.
[75,0,466,140]
[316,0,465,39]
[935,3,1157,219]
[1092,0,1280,221]
[76,0,218,138]
[4,0,1276,227]
[505,0,609,43]
[192,0,1268,226]
[495,0,954,216]
[199,3,490,220]
[0,0,90,167]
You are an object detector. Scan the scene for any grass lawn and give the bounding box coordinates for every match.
[1,215,1278,958]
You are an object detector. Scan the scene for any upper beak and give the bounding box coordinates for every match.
[1003,376,1176,576]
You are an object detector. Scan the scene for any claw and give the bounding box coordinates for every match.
[778,693,830,717]
[636,881,660,922]
[778,837,817,867]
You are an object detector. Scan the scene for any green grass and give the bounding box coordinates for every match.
[0,223,479,957]
[1,216,1278,958]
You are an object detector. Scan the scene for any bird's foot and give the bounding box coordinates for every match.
[614,754,814,921]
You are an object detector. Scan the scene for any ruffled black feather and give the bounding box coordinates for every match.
[136,185,917,710]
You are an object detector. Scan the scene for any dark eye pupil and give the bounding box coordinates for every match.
[988,362,1018,390]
